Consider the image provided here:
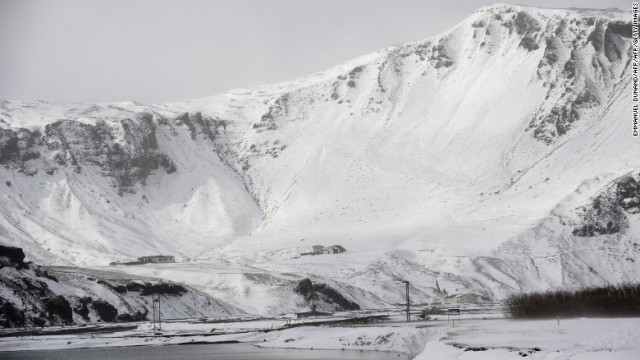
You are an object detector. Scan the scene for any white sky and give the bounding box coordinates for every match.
[0,0,631,103]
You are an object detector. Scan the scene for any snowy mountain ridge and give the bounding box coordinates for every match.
[0,4,637,313]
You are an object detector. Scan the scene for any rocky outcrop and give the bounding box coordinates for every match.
[525,13,627,144]
[294,278,360,312]
[0,245,27,269]
[0,112,237,193]
[42,114,177,193]
[1,113,179,192]
[572,173,640,237]
[429,38,454,68]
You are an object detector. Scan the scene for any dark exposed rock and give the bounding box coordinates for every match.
[607,21,632,38]
[30,317,45,327]
[253,99,283,133]
[572,174,640,237]
[529,89,598,144]
[514,11,540,35]
[0,299,26,328]
[603,25,624,63]
[519,36,539,51]
[158,154,177,174]
[156,116,169,126]
[139,283,188,296]
[471,20,486,28]
[0,245,27,269]
[21,151,40,162]
[348,66,364,78]
[587,20,605,51]
[44,120,102,173]
[294,278,360,311]
[44,296,73,324]
[3,113,180,193]
[92,299,118,322]
[313,283,360,310]
[573,91,599,108]
[615,175,640,214]
[586,20,627,63]
[103,280,187,296]
[252,122,277,131]
[116,309,148,322]
[73,297,92,321]
[111,284,128,293]
[531,105,578,142]
[562,59,576,79]
[109,116,173,189]
[22,277,48,295]
[0,254,71,327]
[0,127,43,174]
[295,278,314,299]
[125,282,147,292]
[430,38,454,68]
[413,42,430,61]
[176,112,197,140]
[192,112,224,141]
[539,37,560,70]
[0,128,20,164]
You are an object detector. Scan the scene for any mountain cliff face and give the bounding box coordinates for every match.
[0,4,637,312]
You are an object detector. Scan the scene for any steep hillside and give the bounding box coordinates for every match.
[0,4,637,312]
[0,245,242,327]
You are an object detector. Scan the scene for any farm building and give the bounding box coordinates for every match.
[137,255,175,263]
[309,245,346,255]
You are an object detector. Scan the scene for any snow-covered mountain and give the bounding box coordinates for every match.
[0,4,637,313]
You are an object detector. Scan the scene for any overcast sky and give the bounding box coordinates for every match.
[0,0,630,103]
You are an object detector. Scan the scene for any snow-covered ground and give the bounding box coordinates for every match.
[1,317,639,359]
[416,318,640,359]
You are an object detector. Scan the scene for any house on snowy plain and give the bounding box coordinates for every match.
[309,245,346,255]
[444,293,487,304]
[137,255,175,264]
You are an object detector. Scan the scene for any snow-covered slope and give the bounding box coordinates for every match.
[0,4,637,312]
[0,245,242,327]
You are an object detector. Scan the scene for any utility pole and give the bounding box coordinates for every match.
[152,294,161,333]
[152,296,156,333]
[402,280,410,322]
